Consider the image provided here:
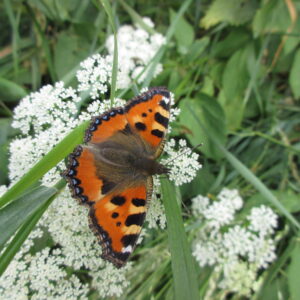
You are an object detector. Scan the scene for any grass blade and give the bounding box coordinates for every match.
[0,185,57,249]
[161,178,199,300]
[98,0,118,106]
[3,0,20,79]
[0,121,88,208]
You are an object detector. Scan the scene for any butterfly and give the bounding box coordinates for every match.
[63,87,171,268]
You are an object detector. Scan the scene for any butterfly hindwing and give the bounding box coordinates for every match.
[89,180,152,268]
[125,87,171,151]
[64,146,103,205]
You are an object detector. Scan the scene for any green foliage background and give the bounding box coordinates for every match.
[1,0,300,299]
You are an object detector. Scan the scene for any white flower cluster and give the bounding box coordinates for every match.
[192,188,278,297]
[9,82,80,185]
[0,17,199,297]
[105,17,165,89]
[78,19,165,100]
[0,247,89,300]
[77,54,113,99]
[162,139,202,186]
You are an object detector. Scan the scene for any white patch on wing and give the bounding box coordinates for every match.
[122,245,133,253]
[162,96,170,104]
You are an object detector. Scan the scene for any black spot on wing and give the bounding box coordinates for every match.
[111,252,130,266]
[125,213,146,227]
[151,129,164,138]
[102,180,116,194]
[159,100,169,111]
[111,212,119,218]
[125,87,170,112]
[121,234,139,247]
[135,122,146,131]
[120,124,132,135]
[154,112,168,128]
[132,198,146,207]
[111,196,126,206]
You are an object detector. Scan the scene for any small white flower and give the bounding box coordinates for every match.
[247,205,278,236]
[222,225,253,257]
[192,238,221,267]
[192,195,210,216]
[219,261,259,296]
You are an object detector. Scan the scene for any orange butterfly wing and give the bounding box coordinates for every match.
[64,107,128,205]
[89,181,152,267]
[64,87,171,267]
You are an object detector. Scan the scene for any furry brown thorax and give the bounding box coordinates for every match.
[92,141,169,177]
[89,127,169,190]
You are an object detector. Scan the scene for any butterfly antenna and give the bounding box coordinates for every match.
[164,142,203,166]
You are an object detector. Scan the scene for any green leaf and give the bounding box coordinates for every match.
[180,166,215,198]
[201,0,257,29]
[252,0,290,37]
[170,9,194,54]
[185,37,209,63]
[289,49,300,99]
[212,28,251,58]
[220,43,255,129]
[161,178,199,300]
[54,31,90,79]
[287,241,300,299]
[222,44,253,101]
[274,190,300,213]
[218,91,244,131]
[0,186,57,250]
[0,77,27,103]
[179,94,227,160]
[0,121,88,208]
[187,104,300,230]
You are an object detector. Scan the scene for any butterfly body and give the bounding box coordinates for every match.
[64,87,171,268]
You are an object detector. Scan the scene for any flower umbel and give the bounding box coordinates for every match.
[192,188,278,297]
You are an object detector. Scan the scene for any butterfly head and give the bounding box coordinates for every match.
[154,162,170,175]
